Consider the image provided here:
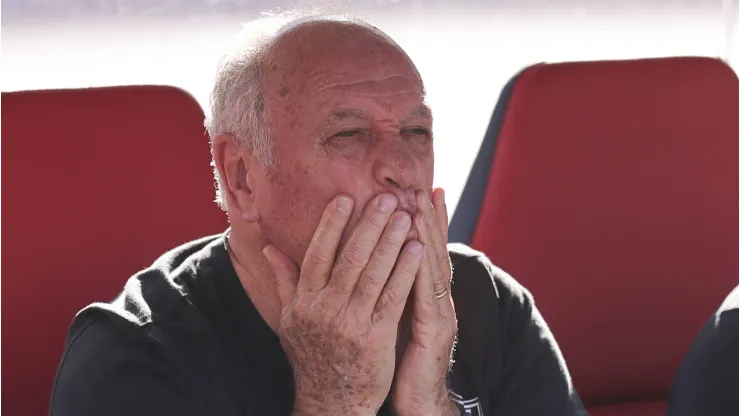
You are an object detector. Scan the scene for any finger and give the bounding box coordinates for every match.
[350,211,411,315]
[416,191,451,292]
[328,193,398,296]
[299,195,354,293]
[427,190,458,316]
[414,210,443,291]
[416,206,457,319]
[411,241,441,322]
[264,244,300,316]
[432,188,449,243]
[372,240,423,325]
[417,190,445,249]
[415,213,448,296]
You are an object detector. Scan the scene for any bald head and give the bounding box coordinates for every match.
[265,19,422,100]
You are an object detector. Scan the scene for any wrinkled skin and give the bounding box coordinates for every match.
[212,18,458,416]
[256,20,431,263]
[265,193,422,415]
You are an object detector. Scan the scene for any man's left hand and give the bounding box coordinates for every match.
[392,188,459,416]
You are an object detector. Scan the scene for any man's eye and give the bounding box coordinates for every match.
[335,130,361,137]
[327,130,369,151]
[403,127,431,137]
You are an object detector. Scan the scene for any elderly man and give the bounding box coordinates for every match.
[50,12,585,416]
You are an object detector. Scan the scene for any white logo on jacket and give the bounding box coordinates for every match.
[449,390,483,416]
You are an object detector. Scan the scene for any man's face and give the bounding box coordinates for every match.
[253,22,434,266]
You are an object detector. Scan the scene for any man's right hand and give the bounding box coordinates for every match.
[263,194,423,416]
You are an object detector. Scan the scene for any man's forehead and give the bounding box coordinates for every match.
[260,16,427,124]
[264,18,415,77]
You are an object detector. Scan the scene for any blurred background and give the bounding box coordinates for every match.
[2,0,737,213]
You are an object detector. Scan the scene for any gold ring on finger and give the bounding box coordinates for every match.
[434,285,450,299]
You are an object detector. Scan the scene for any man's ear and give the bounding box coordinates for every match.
[211,133,260,223]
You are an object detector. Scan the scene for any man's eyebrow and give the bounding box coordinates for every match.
[406,105,433,121]
[329,106,433,122]
[330,108,370,120]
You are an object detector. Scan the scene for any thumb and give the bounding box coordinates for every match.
[263,244,299,314]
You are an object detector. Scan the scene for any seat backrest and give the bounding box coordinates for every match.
[1,86,227,416]
[450,57,738,414]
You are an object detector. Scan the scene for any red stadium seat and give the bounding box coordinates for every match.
[1,86,228,416]
[449,57,738,414]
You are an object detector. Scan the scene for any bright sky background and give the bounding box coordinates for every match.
[2,1,737,214]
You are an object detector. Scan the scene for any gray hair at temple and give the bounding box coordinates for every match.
[204,8,377,211]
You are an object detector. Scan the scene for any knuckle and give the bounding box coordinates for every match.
[358,327,379,347]
[381,286,403,307]
[373,236,396,259]
[434,275,445,287]
[339,246,366,269]
[327,267,353,295]
[360,267,387,288]
[317,209,343,234]
[388,225,409,244]
[315,302,342,327]
[319,311,338,328]
[305,245,333,266]
[366,211,392,231]
[396,253,419,275]
[375,236,404,261]
[371,309,387,326]
[325,212,348,230]
[436,250,450,265]
[353,282,374,303]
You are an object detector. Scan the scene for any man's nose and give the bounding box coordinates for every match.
[372,140,418,212]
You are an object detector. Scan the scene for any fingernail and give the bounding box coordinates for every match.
[262,245,274,261]
[437,188,446,204]
[377,193,397,212]
[336,196,353,213]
